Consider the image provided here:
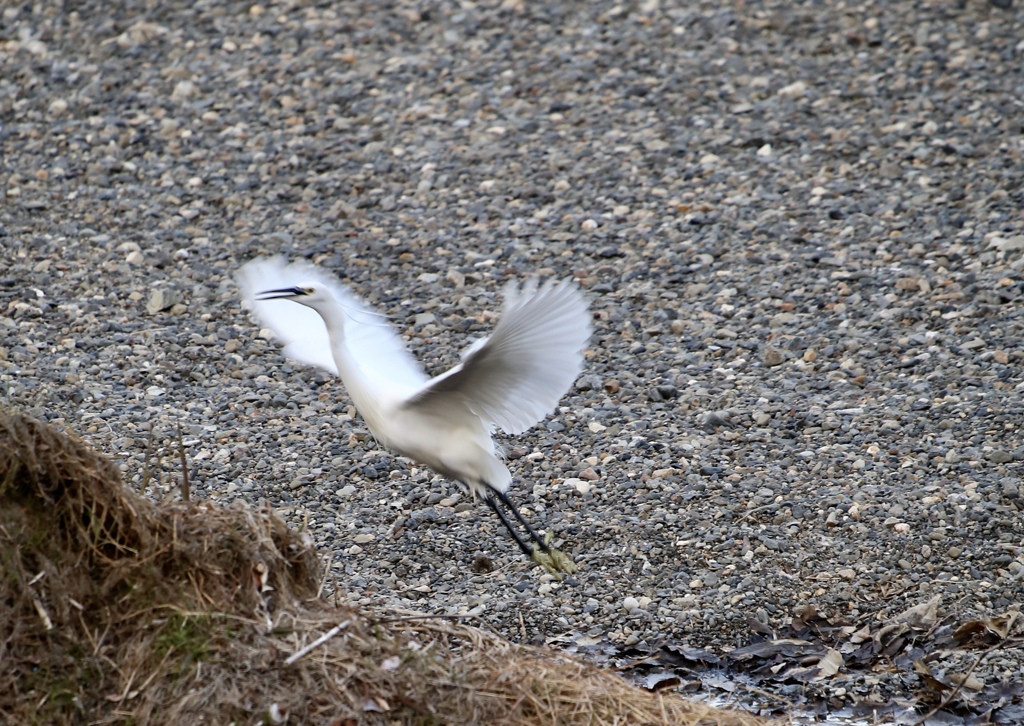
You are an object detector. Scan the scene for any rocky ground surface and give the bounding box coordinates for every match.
[2,0,1023,721]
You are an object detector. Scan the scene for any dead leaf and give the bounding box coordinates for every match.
[891,595,941,629]
[953,612,1019,644]
[642,672,682,691]
[747,617,774,637]
[912,658,951,693]
[812,648,843,680]
[657,644,720,667]
[848,624,872,644]
[948,672,984,690]
[792,603,819,628]
[875,621,909,647]
[727,638,822,662]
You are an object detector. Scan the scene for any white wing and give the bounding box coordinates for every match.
[236,257,428,393]
[402,278,591,434]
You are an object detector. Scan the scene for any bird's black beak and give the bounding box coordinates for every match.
[256,286,307,300]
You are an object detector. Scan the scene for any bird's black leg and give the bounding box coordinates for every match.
[480,483,577,578]
[494,489,551,553]
[483,493,534,556]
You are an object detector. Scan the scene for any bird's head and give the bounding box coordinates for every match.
[255,281,334,308]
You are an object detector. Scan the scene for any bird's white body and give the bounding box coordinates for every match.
[236,257,590,501]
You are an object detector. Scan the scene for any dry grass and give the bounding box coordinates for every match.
[0,411,778,725]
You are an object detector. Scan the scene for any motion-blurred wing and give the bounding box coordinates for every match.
[236,257,428,393]
[403,278,590,434]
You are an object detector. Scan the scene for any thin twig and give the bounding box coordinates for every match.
[375,612,479,625]
[737,499,796,524]
[31,594,53,630]
[911,636,1008,726]
[140,426,155,491]
[284,620,351,665]
[175,419,190,502]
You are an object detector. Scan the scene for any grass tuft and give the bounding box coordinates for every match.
[0,411,778,725]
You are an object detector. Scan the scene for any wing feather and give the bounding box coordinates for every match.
[403,278,591,434]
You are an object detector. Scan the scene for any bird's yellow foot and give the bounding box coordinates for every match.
[529,532,578,579]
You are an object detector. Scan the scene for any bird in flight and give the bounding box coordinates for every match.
[237,257,591,576]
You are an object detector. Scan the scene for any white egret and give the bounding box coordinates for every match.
[236,257,591,576]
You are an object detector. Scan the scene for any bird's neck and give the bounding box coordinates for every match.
[316,303,391,441]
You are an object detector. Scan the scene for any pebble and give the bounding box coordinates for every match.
[564,478,590,495]
[777,80,807,99]
[988,450,1013,464]
[146,288,181,315]
[763,348,784,367]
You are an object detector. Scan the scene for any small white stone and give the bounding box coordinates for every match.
[171,79,197,101]
[989,235,1024,252]
[146,288,181,315]
[778,80,807,99]
[446,269,465,287]
[564,478,590,495]
[622,596,640,612]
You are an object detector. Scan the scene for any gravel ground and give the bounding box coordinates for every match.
[3,0,1023,718]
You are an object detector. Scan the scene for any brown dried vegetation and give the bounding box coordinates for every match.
[0,411,773,725]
